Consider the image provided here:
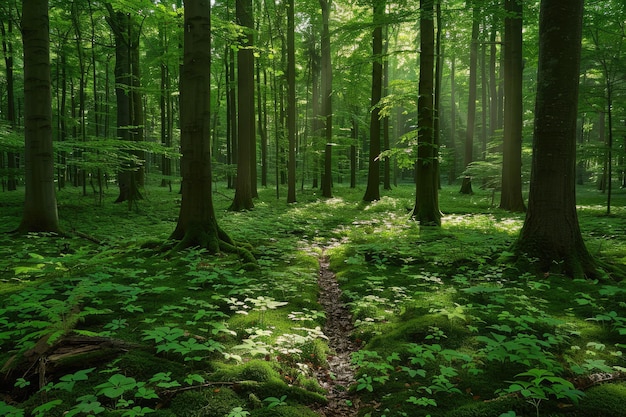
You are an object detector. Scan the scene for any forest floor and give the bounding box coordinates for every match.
[2,182,626,417]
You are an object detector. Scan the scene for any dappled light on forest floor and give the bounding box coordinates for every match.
[2,185,626,416]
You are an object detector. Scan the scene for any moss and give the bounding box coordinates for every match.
[115,350,189,381]
[575,383,626,417]
[169,387,245,417]
[365,314,469,352]
[250,404,320,417]
[211,360,283,384]
[240,380,327,405]
[445,397,523,417]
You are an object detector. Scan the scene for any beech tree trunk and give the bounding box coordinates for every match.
[412,0,441,226]
[105,6,143,205]
[516,0,595,278]
[286,0,296,203]
[1,16,18,192]
[320,0,333,198]
[363,0,384,202]
[17,0,60,233]
[230,0,255,211]
[171,0,235,254]
[460,3,479,194]
[499,0,525,212]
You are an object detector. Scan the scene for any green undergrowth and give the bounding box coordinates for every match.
[1,182,625,417]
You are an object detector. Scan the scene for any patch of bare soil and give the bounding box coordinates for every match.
[312,250,361,417]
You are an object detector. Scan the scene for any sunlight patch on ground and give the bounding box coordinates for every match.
[443,213,522,235]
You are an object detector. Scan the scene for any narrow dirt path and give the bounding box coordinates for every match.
[313,248,361,417]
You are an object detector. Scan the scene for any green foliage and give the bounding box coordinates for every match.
[2,184,626,417]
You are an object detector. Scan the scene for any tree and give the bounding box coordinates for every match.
[17,0,60,233]
[460,1,479,195]
[170,0,237,254]
[516,0,594,277]
[411,0,441,226]
[319,0,333,198]
[286,0,296,203]
[105,5,144,205]
[363,0,385,203]
[1,9,17,192]
[229,0,255,211]
[499,0,525,212]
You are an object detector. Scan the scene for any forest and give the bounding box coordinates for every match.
[2,0,626,416]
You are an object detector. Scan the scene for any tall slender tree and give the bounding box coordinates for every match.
[105,5,144,205]
[17,0,60,233]
[499,0,525,212]
[363,0,385,202]
[286,0,297,203]
[230,0,256,211]
[1,11,17,192]
[516,0,594,277]
[319,0,333,198]
[412,0,441,226]
[460,1,479,194]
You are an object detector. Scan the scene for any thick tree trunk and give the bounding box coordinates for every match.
[230,0,255,211]
[499,0,526,212]
[171,0,237,257]
[412,0,440,226]
[363,0,384,202]
[18,0,60,233]
[516,0,594,278]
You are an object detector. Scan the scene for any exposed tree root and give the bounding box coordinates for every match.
[166,224,256,268]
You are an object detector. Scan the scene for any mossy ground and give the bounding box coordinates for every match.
[1,181,626,417]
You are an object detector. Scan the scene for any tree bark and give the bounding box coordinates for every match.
[286,0,297,203]
[412,0,441,226]
[105,7,143,206]
[170,0,241,259]
[460,3,479,194]
[516,0,595,278]
[1,16,18,192]
[17,0,60,233]
[320,0,333,198]
[230,0,256,211]
[499,0,526,212]
[363,0,384,202]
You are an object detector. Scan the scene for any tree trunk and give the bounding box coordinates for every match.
[1,17,17,191]
[383,23,391,191]
[17,0,60,233]
[363,0,384,202]
[320,0,333,198]
[309,29,322,190]
[516,0,595,278]
[286,0,297,203]
[499,0,525,212]
[448,55,457,185]
[105,7,143,206]
[230,0,256,211]
[170,0,237,256]
[412,0,441,226]
[460,3,479,194]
